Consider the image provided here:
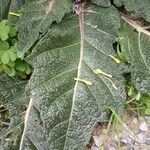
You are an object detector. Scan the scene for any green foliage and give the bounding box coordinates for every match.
[126,80,150,116]
[0,20,31,77]
[0,0,150,149]
[0,20,10,41]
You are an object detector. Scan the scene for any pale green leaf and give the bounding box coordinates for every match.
[0,20,10,41]
[7,61,15,67]
[1,52,9,64]
[8,67,15,77]
[141,94,150,105]
[145,108,150,115]
[2,64,11,74]
[7,50,17,61]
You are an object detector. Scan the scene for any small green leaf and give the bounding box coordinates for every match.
[3,65,11,74]
[146,103,150,107]
[15,60,26,72]
[135,92,141,101]
[9,43,17,53]
[1,52,9,64]
[25,64,31,74]
[8,67,16,77]
[141,95,150,106]
[128,87,133,96]
[9,26,17,37]
[7,51,17,61]
[0,41,9,51]
[117,45,126,61]
[145,108,150,115]
[7,61,15,67]
[3,64,15,77]
[18,73,27,79]
[11,39,18,45]
[0,20,10,41]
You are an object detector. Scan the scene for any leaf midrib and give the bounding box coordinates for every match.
[63,4,85,149]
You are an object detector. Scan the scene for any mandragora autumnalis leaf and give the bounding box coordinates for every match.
[19,4,126,149]
[118,23,150,94]
[0,73,28,150]
[17,0,72,57]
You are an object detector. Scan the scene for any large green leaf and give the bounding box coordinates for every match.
[114,0,150,22]
[118,23,150,94]
[0,73,28,149]
[17,0,72,57]
[19,4,126,149]
[0,0,12,20]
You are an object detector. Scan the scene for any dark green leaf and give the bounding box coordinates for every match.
[0,73,28,149]
[118,23,150,94]
[114,0,150,22]
[19,5,126,149]
[17,0,72,56]
[15,60,26,72]
[0,0,12,20]
[141,94,150,105]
